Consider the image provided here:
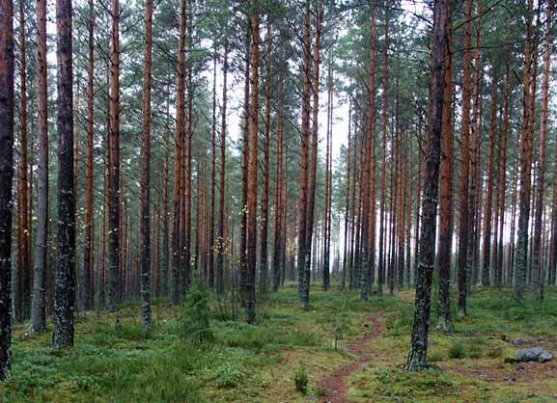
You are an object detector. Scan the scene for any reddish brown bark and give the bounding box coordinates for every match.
[245,6,259,323]
[16,0,30,321]
[107,0,120,311]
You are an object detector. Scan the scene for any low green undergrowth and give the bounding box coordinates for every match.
[3,285,557,402]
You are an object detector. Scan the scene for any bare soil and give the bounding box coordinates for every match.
[316,311,385,403]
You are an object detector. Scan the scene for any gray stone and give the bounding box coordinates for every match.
[510,338,533,346]
[514,347,553,363]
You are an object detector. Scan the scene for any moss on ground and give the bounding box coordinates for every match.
[2,285,557,402]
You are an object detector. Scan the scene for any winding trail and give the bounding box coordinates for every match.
[317,311,385,403]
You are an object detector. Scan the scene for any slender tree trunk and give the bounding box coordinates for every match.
[272,64,284,293]
[496,57,510,288]
[482,69,498,287]
[514,0,535,301]
[139,0,153,328]
[245,5,259,323]
[303,0,323,305]
[107,0,120,312]
[16,0,30,322]
[0,0,15,378]
[378,7,389,296]
[531,0,552,299]
[342,102,352,290]
[53,0,75,348]
[322,57,332,291]
[436,17,453,331]
[361,5,376,301]
[413,120,423,282]
[457,0,473,315]
[81,0,95,312]
[31,0,49,332]
[240,22,250,313]
[259,22,271,294]
[297,0,311,307]
[468,5,482,289]
[216,44,228,295]
[406,0,448,371]
[183,0,193,293]
[171,0,186,305]
[161,150,169,295]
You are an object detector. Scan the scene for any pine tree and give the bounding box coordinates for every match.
[53,0,76,348]
[0,0,15,378]
[406,0,448,371]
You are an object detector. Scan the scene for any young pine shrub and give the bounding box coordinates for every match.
[181,285,214,346]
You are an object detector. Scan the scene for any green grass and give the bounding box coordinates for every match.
[3,285,557,402]
[347,286,557,402]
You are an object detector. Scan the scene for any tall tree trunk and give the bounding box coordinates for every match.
[53,0,75,348]
[531,0,552,299]
[208,55,217,288]
[406,0,448,371]
[272,63,284,293]
[468,4,482,289]
[361,5,376,301]
[81,0,94,312]
[322,57,332,291]
[161,150,169,295]
[436,16,453,332]
[245,5,259,323]
[171,0,186,305]
[297,0,311,307]
[240,21,250,314]
[216,44,228,295]
[496,57,510,288]
[482,69,498,287]
[0,0,15,378]
[413,120,423,283]
[259,22,271,294]
[342,102,352,290]
[514,0,535,301]
[82,0,95,310]
[31,0,49,332]
[16,0,30,322]
[457,0,473,315]
[378,6,389,296]
[107,0,120,312]
[183,0,193,294]
[139,0,153,328]
[304,0,323,305]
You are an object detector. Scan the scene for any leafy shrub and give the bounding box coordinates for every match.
[294,366,309,395]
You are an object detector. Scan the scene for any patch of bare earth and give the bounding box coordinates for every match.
[316,311,384,403]
[444,336,557,386]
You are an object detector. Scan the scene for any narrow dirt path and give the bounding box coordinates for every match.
[316,311,385,403]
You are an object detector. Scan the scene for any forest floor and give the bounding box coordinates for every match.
[2,285,557,402]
